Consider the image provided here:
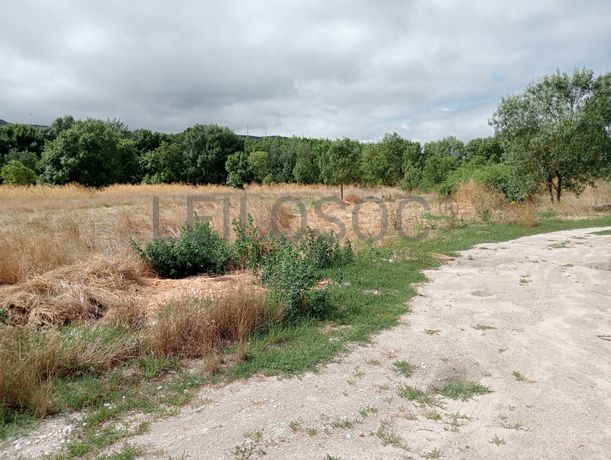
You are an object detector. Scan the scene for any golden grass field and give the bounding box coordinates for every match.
[1,181,610,328]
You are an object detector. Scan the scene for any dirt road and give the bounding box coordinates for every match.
[123,227,611,459]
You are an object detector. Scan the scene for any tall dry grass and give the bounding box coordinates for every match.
[0,325,141,417]
[452,180,539,226]
[146,285,270,358]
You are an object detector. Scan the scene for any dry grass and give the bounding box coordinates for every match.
[0,327,61,416]
[0,256,144,327]
[0,324,140,417]
[146,285,270,359]
[452,180,539,226]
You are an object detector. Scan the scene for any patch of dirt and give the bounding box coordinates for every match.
[138,271,261,314]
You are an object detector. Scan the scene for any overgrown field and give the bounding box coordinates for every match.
[1,182,610,458]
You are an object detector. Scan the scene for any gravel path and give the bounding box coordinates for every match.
[3,227,610,459]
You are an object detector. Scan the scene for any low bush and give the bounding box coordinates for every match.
[261,239,318,321]
[232,216,266,270]
[133,221,231,278]
[300,229,353,269]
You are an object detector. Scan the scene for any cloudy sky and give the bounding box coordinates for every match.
[1,0,610,142]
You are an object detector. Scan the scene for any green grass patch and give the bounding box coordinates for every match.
[434,380,493,400]
[393,360,417,378]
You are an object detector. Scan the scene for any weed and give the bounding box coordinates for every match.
[393,360,416,378]
[397,385,439,406]
[434,380,492,400]
[489,434,506,446]
[422,448,441,459]
[376,420,409,450]
[230,430,264,459]
[359,406,378,418]
[500,415,525,431]
[288,419,302,432]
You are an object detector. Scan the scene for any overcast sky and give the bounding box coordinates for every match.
[1,1,610,142]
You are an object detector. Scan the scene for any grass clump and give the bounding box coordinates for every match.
[393,360,416,378]
[434,380,492,400]
[133,221,231,278]
[146,285,269,359]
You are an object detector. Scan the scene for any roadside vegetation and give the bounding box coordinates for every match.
[0,67,610,458]
[2,208,610,457]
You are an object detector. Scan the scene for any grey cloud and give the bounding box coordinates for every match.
[1,0,610,141]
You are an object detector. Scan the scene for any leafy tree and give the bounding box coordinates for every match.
[140,141,185,184]
[424,136,466,160]
[40,119,138,186]
[131,129,168,157]
[401,160,422,190]
[420,152,460,190]
[491,68,611,202]
[0,160,37,185]
[46,115,76,141]
[226,151,253,188]
[4,150,40,171]
[465,136,504,162]
[293,144,319,184]
[181,124,243,184]
[0,124,41,157]
[320,138,361,199]
[248,151,271,182]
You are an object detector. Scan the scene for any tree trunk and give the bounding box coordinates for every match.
[340,183,344,201]
[556,174,562,202]
[547,176,555,203]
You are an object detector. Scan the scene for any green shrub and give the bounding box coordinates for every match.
[133,221,231,278]
[0,160,37,185]
[299,229,353,270]
[232,216,266,269]
[261,239,317,321]
[437,160,525,200]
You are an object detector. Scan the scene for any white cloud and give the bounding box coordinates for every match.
[1,0,610,141]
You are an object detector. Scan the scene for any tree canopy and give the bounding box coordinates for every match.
[491,68,611,201]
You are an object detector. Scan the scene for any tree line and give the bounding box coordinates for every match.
[1,69,609,201]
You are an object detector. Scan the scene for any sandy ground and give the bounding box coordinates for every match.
[128,227,611,460]
[2,227,610,459]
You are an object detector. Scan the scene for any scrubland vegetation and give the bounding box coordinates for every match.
[1,68,610,457]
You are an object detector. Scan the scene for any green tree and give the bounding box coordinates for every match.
[140,141,185,184]
[248,151,271,182]
[0,160,37,185]
[181,124,243,184]
[465,136,504,162]
[46,115,76,141]
[491,69,611,202]
[293,144,319,184]
[320,138,361,199]
[40,119,138,186]
[226,151,253,188]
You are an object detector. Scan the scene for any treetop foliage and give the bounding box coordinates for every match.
[1,68,608,200]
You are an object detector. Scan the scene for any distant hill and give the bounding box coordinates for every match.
[0,119,48,129]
